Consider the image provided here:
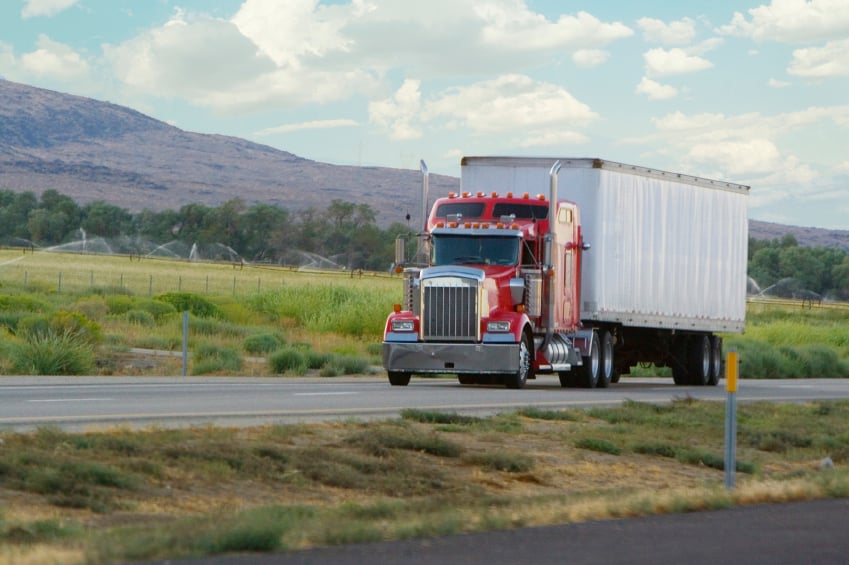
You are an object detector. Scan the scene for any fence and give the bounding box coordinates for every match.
[0,249,396,297]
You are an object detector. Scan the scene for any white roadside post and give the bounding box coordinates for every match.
[724,349,739,489]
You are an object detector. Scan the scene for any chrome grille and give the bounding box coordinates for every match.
[422,277,478,341]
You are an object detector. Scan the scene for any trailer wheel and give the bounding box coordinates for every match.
[505,333,533,390]
[597,331,614,388]
[689,335,711,386]
[575,331,601,388]
[387,372,411,386]
[708,336,722,386]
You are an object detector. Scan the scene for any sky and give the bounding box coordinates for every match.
[1,0,849,230]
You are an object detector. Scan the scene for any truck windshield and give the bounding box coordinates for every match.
[431,235,520,266]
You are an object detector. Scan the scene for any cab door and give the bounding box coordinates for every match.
[552,202,581,331]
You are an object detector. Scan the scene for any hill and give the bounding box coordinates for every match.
[2,79,849,248]
[0,79,455,226]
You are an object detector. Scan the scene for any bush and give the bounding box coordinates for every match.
[155,292,222,319]
[7,331,95,375]
[192,343,242,375]
[268,347,308,375]
[575,438,622,455]
[137,299,177,322]
[727,338,849,379]
[72,298,109,321]
[17,311,102,346]
[0,294,51,312]
[126,310,155,327]
[106,295,136,315]
[243,332,285,355]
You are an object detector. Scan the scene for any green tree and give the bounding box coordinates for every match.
[82,200,133,238]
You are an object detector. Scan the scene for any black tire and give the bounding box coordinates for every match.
[610,366,622,384]
[597,330,614,388]
[689,334,712,386]
[505,333,533,389]
[671,337,690,385]
[708,335,722,386]
[576,331,601,388]
[388,371,411,386]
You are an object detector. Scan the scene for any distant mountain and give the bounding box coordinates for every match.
[0,79,455,226]
[2,79,849,249]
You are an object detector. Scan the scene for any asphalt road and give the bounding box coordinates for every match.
[134,499,849,565]
[2,375,849,431]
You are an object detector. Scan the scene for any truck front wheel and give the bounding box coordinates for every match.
[388,372,411,386]
[505,333,533,390]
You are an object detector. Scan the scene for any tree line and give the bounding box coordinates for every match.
[0,189,414,271]
[749,234,849,300]
[2,188,849,297]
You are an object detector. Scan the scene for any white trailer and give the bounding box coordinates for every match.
[460,157,749,385]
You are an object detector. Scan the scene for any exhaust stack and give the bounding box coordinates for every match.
[542,160,561,352]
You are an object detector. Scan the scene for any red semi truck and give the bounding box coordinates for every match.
[382,157,749,389]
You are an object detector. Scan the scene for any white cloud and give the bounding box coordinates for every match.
[644,47,713,77]
[104,12,273,96]
[572,49,608,68]
[686,138,782,176]
[768,78,790,87]
[622,107,848,198]
[424,74,597,135]
[837,161,849,173]
[231,0,352,69]
[368,74,597,145]
[20,35,88,80]
[256,119,359,136]
[21,0,78,19]
[100,1,634,114]
[368,79,423,140]
[637,17,696,45]
[719,0,849,43]
[476,6,632,50]
[635,76,678,100]
[788,38,849,77]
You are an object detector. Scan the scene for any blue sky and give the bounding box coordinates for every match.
[1,0,848,229]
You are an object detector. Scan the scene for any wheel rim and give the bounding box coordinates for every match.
[701,338,710,379]
[588,336,600,386]
[601,333,613,384]
[517,339,530,385]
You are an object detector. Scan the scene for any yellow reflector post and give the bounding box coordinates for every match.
[726,350,738,392]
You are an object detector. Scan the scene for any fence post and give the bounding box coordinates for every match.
[182,311,189,377]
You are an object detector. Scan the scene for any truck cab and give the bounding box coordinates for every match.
[382,184,594,389]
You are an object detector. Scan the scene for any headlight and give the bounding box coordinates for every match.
[391,320,415,332]
[486,321,510,333]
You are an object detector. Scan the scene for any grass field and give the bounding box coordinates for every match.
[0,401,847,564]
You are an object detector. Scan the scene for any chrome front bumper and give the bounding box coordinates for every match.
[382,342,519,375]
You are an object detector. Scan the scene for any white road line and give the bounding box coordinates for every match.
[293,392,358,397]
[28,398,115,403]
